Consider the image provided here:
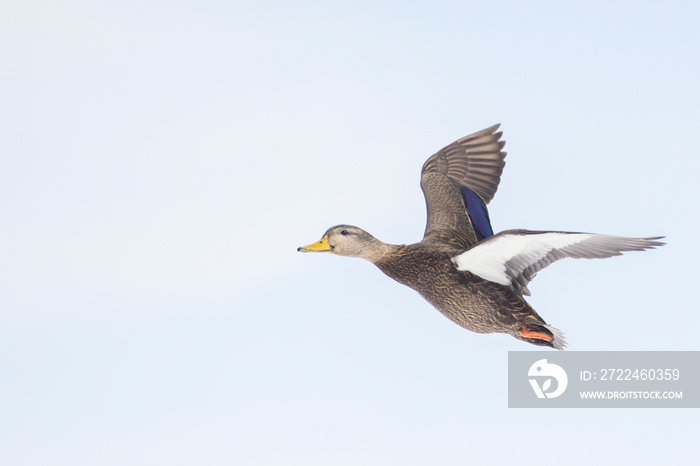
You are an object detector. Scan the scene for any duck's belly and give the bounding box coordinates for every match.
[408,271,526,335]
[375,248,530,335]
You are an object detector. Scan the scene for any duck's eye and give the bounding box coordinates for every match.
[340,229,348,236]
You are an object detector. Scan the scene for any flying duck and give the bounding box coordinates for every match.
[298,125,664,349]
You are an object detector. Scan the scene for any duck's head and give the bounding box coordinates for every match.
[298,225,384,259]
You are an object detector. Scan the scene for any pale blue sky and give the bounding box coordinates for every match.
[2,1,699,464]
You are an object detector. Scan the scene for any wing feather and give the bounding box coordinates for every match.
[420,125,506,248]
[422,124,507,205]
[452,230,665,295]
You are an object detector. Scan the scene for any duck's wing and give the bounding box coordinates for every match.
[420,124,506,249]
[452,230,665,295]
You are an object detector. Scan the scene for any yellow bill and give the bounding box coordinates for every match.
[298,235,332,252]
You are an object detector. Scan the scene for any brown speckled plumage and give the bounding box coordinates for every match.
[299,125,664,349]
[373,242,556,347]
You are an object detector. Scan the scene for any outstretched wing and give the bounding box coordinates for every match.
[452,230,665,295]
[421,124,506,249]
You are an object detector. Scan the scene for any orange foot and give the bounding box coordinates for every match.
[520,323,553,342]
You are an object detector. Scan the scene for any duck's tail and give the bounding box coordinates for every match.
[544,325,568,350]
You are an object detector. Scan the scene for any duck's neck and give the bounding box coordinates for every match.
[362,239,402,264]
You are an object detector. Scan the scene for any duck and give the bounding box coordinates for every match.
[298,125,664,349]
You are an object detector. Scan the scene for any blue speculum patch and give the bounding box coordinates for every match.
[460,186,494,241]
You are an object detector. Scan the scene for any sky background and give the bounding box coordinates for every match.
[2,1,699,464]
